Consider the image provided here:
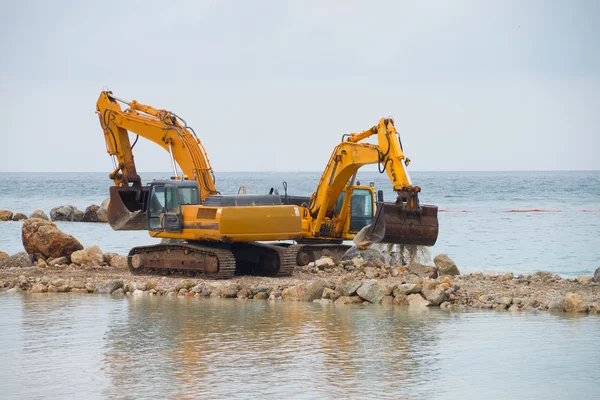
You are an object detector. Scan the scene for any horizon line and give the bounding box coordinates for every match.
[0,169,599,174]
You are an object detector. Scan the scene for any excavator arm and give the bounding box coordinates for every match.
[96,91,218,200]
[307,118,438,245]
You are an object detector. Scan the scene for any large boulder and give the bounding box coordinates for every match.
[22,218,83,259]
[0,210,13,221]
[342,246,385,263]
[407,293,431,307]
[13,213,28,221]
[0,252,32,269]
[304,279,329,301]
[82,205,100,222]
[408,262,438,279]
[97,198,110,223]
[593,267,600,283]
[73,208,84,222]
[560,293,589,313]
[422,284,447,306]
[50,205,76,221]
[335,281,362,297]
[356,280,390,303]
[71,245,104,266]
[282,285,305,301]
[29,210,49,220]
[0,251,8,259]
[434,254,460,276]
[110,255,129,269]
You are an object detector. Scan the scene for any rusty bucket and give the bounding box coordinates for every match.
[366,199,439,246]
[107,186,149,231]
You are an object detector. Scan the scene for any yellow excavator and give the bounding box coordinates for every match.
[96,91,438,278]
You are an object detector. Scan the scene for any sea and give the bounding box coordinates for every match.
[1,170,599,276]
[1,171,600,399]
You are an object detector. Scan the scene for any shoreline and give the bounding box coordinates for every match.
[2,262,599,314]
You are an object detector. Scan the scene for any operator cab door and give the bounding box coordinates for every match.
[147,184,182,233]
[349,188,374,232]
[333,188,374,233]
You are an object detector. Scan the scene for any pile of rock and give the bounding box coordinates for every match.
[0,198,110,224]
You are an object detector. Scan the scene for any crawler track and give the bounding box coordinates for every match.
[128,243,237,279]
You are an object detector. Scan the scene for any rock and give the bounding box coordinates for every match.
[342,246,385,263]
[408,262,438,279]
[356,280,389,304]
[13,213,28,221]
[22,218,83,259]
[577,275,594,284]
[0,210,13,221]
[82,205,101,222]
[222,283,239,298]
[57,284,71,292]
[112,288,125,296]
[97,198,110,223]
[175,279,196,292]
[356,241,372,250]
[253,291,268,300]
[110,255,129,269]
[85,282,95,293]
[74,208,84,222]
[47,285,57,293]
[37,259,47,268]
[29,210,49,220]
[71,245,104,266]
[322,287,339,301]
[132,289,145,296]
[393,294,409,305]
[237,288,251,299]
[314,257,335,270]
[334,296,363,305]
[0,251,9,259]
[560,293,589,313]
[48,256,68,267]
[282,285,305,301]
[335,281,362,297]
[422,285,447,306]
[50,277,66,287]
[547,300,562,312]
[393,283,422,296]
[30,283,47,293]
[434,254,460,276]
[364,267,378,279]
[508,305,521,312]
[50,205,77,221]
[407,293,431,307]
[0,252,32,269]
[593,267,600,283]
[304,279,329,301]
[381,296,394,306]
[96,280,124,294]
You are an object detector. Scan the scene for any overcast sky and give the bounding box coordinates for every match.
[1,0,598,172]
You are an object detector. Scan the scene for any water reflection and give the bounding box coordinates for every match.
[2,294,599,400]
[102,297,449,399]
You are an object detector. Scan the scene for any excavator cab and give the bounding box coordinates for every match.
[333,186,375,234]
[146,180,199,232]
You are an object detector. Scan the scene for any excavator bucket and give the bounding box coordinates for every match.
[366,201,439,246]
[107,186,148,231]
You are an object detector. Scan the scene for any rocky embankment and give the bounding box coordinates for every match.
[1,218,599,314]
[0,198,110,223]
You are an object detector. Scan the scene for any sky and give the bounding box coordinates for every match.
[0,0,598,172]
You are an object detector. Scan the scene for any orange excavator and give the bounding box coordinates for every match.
[96,91,438,278]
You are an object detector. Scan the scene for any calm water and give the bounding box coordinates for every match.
[1,171,599,276]
[0,293,599,399]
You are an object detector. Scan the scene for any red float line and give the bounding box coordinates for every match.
[439,210,471,212]
[581,210,600,212]
[502,209,563,213]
